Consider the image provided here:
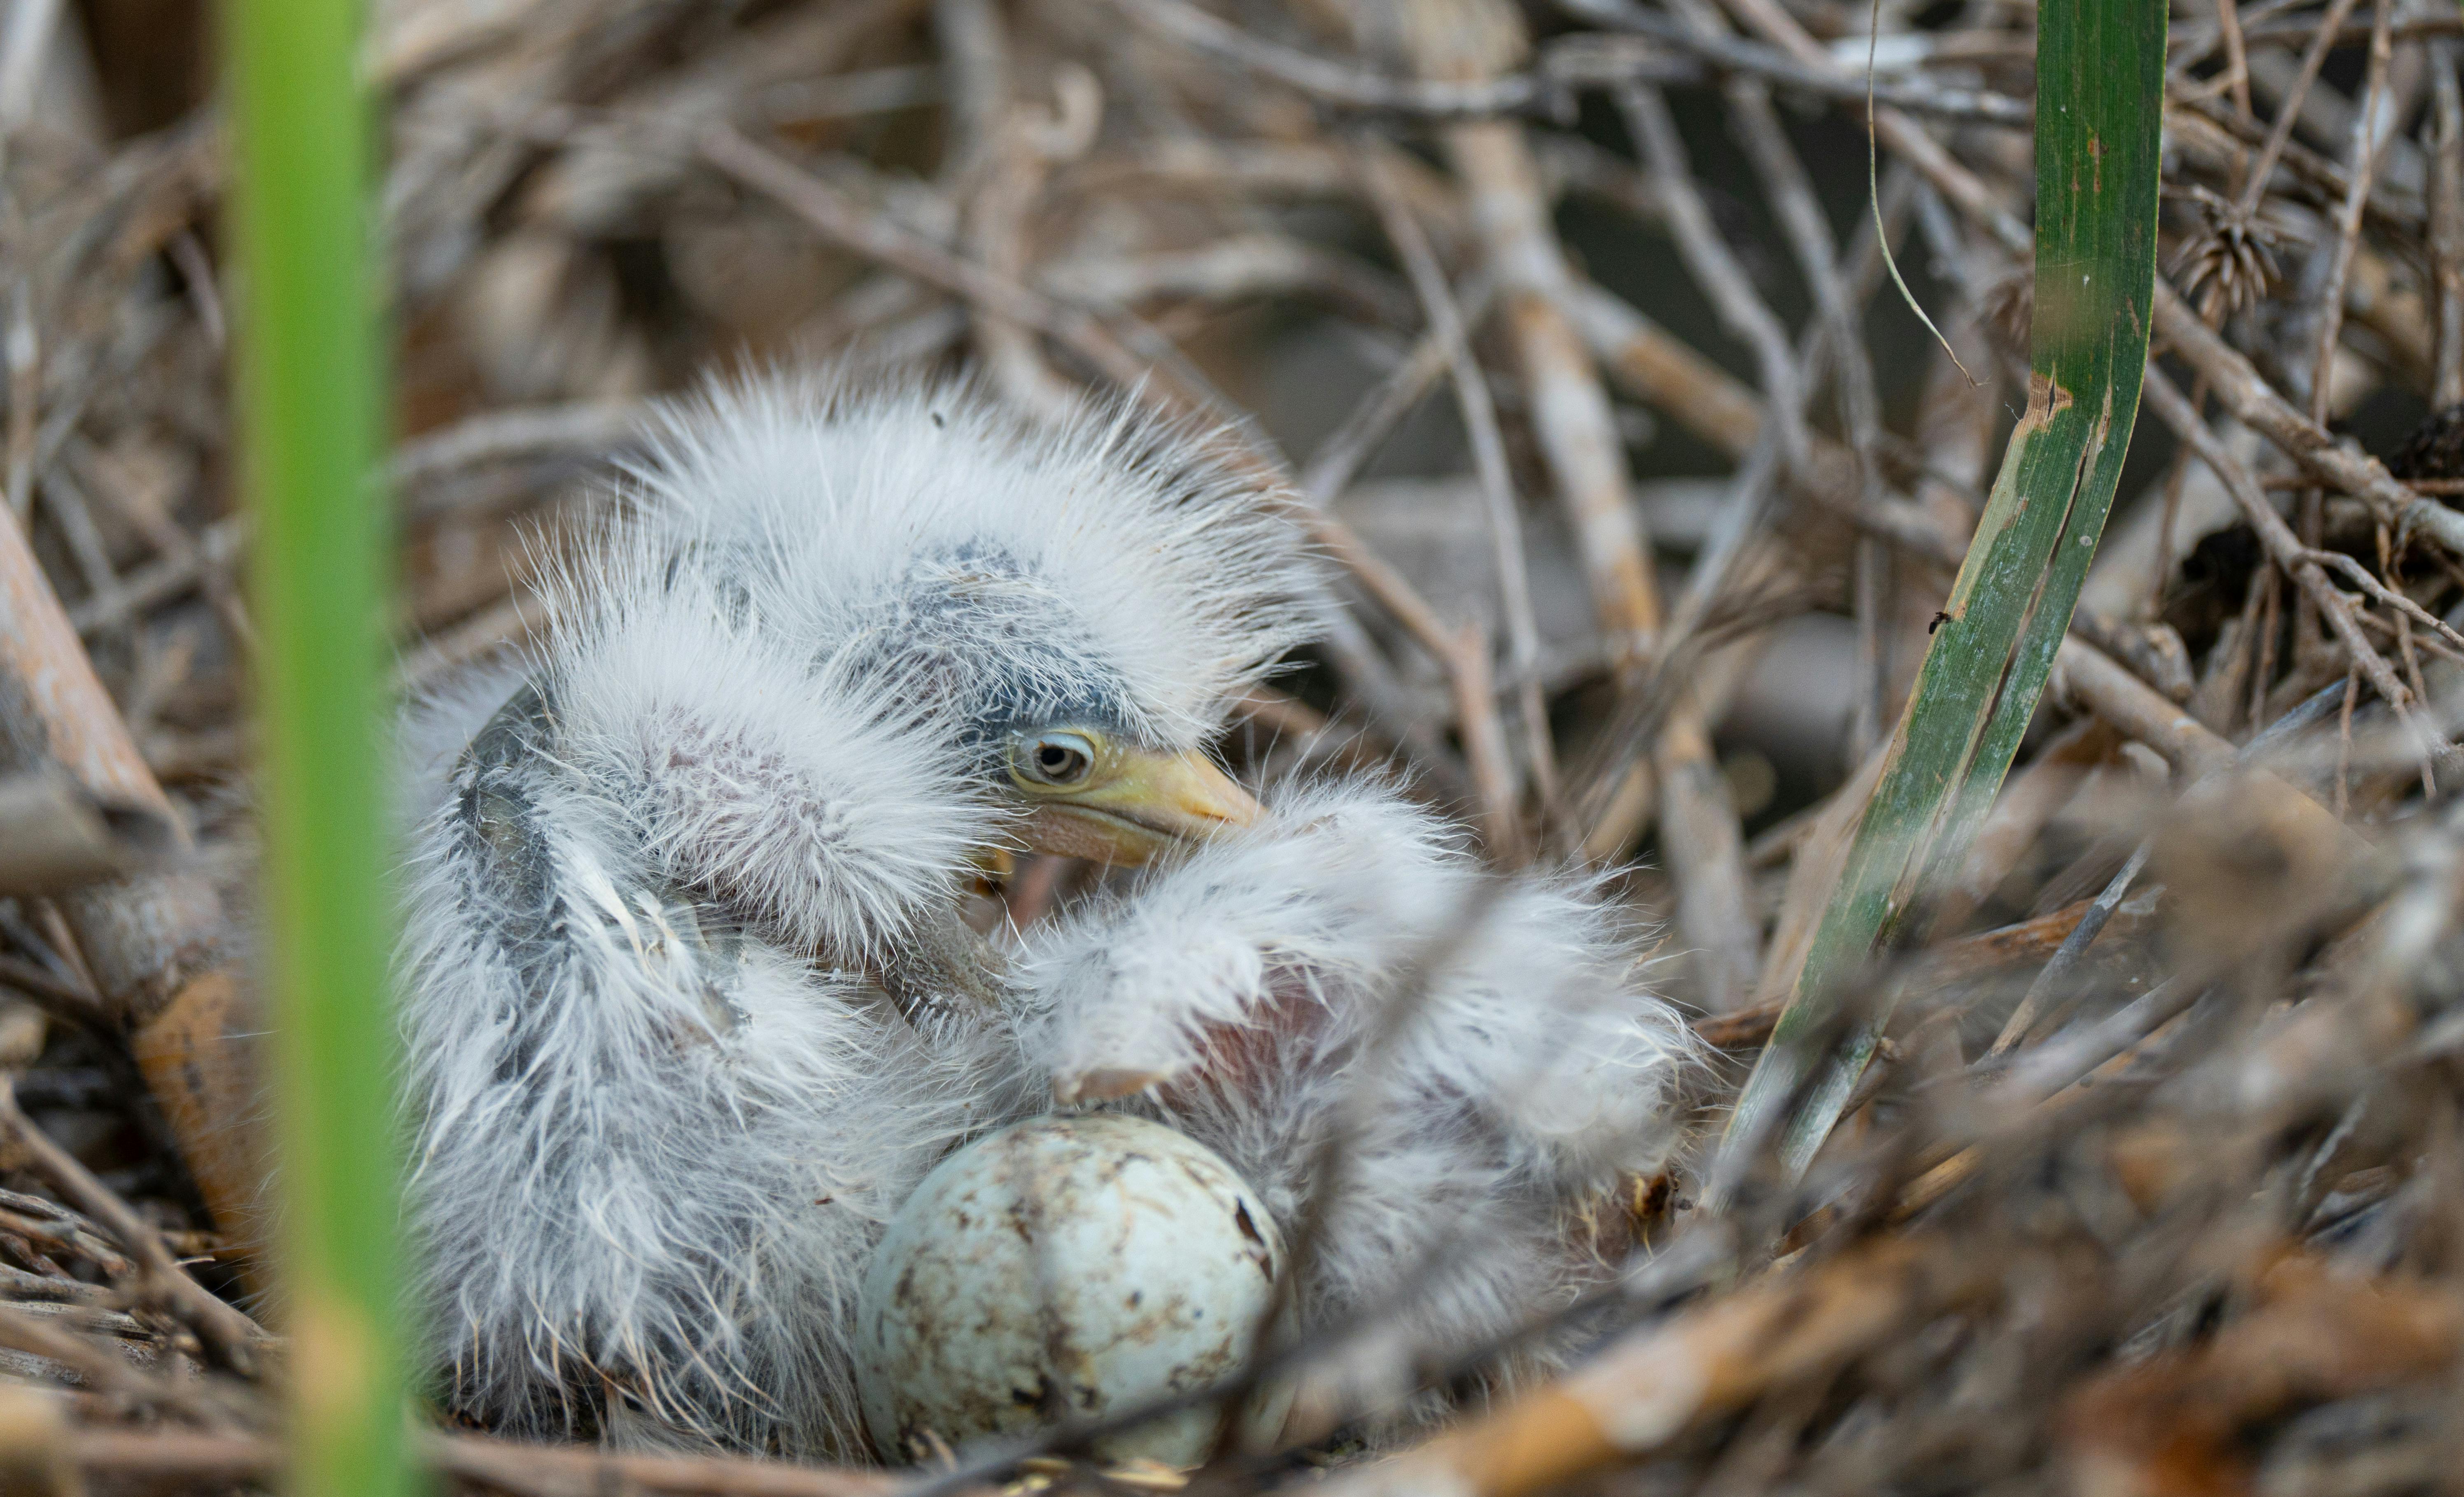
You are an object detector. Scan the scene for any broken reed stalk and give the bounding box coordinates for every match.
[1720,0,2167,1184]
[224,0,412,1492]
[0,437,259,1270]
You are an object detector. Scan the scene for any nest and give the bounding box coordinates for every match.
[3,0,2464,1492]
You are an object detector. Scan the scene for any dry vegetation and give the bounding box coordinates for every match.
[3,0,2464,1491]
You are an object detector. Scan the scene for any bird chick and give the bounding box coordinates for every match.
[1012,780,1704,1434]
[395,373,1314,1457]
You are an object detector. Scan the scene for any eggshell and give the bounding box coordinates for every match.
[855,1113,1292,1467]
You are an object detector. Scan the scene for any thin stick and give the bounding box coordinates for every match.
[1983,843,2151,1058]
[1296,275,1497,505]
[1613,82,1807,472]
[2215,0,2254,122]
[2427,41,2464,410]
[2153,281,2464,561]
[1122,0,1544,116]
[392,400,646,498]
[703,126,1159,394]
[0,1303,253,1428]
[0,1079,263,1374]
[1308,1234,1991,1497]
[1358,143,1557,833]
[2301,0,2397,427]
[2142,367,2427,754]
[1443,120,1664,653]
[2229,0,2364,224]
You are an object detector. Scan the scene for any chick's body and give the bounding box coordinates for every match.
[396,375,1309,1455]
[395,371,1700,1460]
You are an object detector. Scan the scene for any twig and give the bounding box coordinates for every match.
[1441,103,1664,655]
[1120,0,1548,116]
[2428,41,2464,410]
[0,485,255,1248]
[0,1079,264,1376]
[1358,142,1555,844]
[1556,0,2032,127]
[396,590,552,695]
[2152,281,2464,560]
[2215,0,2254,121]
[2053,635,2238,780]
[1983,844,2152,1058]
[1040,235,1415,329]
[0,953,109,1030]
[703,126,1159,390]
[1448,620,1525,861]
[394,400,646,513]
[1295,275,1497,505]
[962,28,1093,422]
[1612,82,1807,474]
[2298,0,2396,423]
[1562,280,1968,568]
[2140,367,2431,762]
[2228,0,2364,225]
[0,1303,251,1428]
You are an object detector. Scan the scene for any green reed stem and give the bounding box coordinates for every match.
[224,0,412,1492]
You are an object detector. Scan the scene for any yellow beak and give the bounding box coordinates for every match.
[1017,746,1261,865]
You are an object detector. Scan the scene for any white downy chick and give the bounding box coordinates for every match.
[394,371,1316,1457]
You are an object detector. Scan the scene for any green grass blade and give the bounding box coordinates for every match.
[225,0,414,1492]
[1721,0,2166,1182]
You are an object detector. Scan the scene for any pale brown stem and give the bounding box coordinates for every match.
[2427,42,2464,410]
[2300,0,2397,427]
[2053,635,2238,780]
[1444,119,1663,649]
[0,497,256,1249]
[1358,142,1557,830]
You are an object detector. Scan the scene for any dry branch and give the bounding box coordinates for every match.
[0,500,258,1251]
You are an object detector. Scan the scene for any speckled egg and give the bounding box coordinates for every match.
[854,1113,1292,1467]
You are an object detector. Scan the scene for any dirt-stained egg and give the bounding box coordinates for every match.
[855,1113,1292,1467]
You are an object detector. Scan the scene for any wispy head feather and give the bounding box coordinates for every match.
[618,369,1329,751]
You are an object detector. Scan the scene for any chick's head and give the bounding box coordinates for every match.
[620,371,1326,863]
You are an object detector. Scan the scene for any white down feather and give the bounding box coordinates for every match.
[391,367,1701,1460]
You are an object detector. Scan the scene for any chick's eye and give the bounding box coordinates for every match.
[1020,733,1095,786]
